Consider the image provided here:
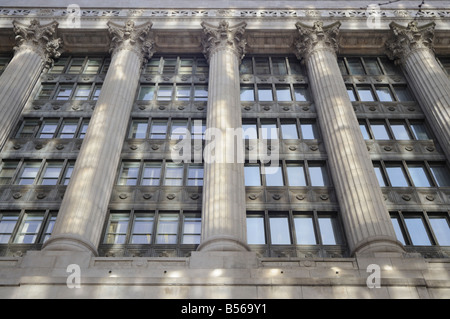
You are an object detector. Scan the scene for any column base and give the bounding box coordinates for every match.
[197,235,251,253]
[42,234,98,256]
[351,236,405,256]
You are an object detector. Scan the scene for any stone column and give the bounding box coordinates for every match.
[386,21,450,160]
[0,19,61,150]
[43,21,155,255]
[295,21,404,255]
[196,20,250,252]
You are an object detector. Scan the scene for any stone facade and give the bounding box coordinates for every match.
[0,1,449,299]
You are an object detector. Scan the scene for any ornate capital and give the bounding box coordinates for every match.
[107,20,155,66]
[13,19,62,71]
[294,21,341,61]
[386,21,435,64]
[201,20,247,63]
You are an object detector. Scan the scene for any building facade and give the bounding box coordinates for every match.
[0,0,449,299]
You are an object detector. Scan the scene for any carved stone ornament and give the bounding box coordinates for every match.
[107,20,155,66]
[294,21,341,61]
[12,19,62,71]
[386,21,435,65]
[201,20,247,63]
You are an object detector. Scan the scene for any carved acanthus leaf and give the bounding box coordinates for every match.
[386,21,435,64]
[201,20,247,62]
[294,21,341,61]
[12,19,62,71]
[107,20,155,66]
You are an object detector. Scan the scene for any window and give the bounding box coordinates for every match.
[255,57,270,74]
[17,120,39,138]
[104,213,129,244]
[385,164,410,187]
[356,85,375,101]
[244,164,261,186]
[59,120,79,138]
[150,120,168,139]
[0,213,19,244]
[318,215,343,245]
[157,85,173,101]
[138,86,155,101]
[286,163,307,186]
[275,85,292,101]
[129,120,148,139]
[269,215,291,244]
[182,214,201,244]
[280,121,298,139]
[141,163,161,186]
[17,162,40,185]
[40,162,64,185]
[293,86,309,101]
[430,164,450,187]
[264,165,284,186]
[246,215,266,245]
[294,215,316,245]
[117,162,140,186]
[240,85,255,101]
[14,213,44,244]
[187,164,204,186]
[257,85,273,101]
[0,161,19,185]
[407,164,432,187]
[164,163,184,186]
[156,213,179,244]
[308,163,329,187]
[131,212,154,244]
[38,120,58,138]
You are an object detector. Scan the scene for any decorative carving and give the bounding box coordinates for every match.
[107,20,155,67]
[386,21,435,65]
[201,20,247,63]
[294,21,341,61]
[12,19,62,71]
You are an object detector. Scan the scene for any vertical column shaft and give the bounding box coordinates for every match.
[198,21,249,252]
[43,21,154,255]
[296,21,404,255]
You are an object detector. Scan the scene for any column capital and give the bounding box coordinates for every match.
[107,20,155,66]
[12,19,62,71]
[201,20,247,63]
[386,21,435,64]
[294,21,341,61]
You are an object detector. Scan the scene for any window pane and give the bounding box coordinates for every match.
[41,163,63,185]
[240,86,255,101]
[281,122,298,139]
[244,165,261,186]
[430,165,450,187]
[156,214,178,244]
[42,215,56,243]
[404,217,432,245]
[270,216,291,244]
[276,85,292,101]
[370,123,390,140]
[176,85,191,100]
[59,121,78,138]
[145,59,160,74]
[357,86,375,101]
[286,164,306,186]
[162,58,176,74]
[0,215,18,244]
[429,217,450,246]
[254,58,270,74]
[272,58,287,75]
[78,121,89,139]
[364,58,382,75]
[410,123,430,140]
[347,86,356,101]
[129,121,148,139]
[375,86,394,102]
[84,58,103,74]
[141,163,161,186]
[55,85,73,100]
[39,121,58,138]
[67,58,84,74]
[194,86,208,101]
[0,161,19,185]
[391,216,406,245]
[131,214,154,244]
[391,123,411,140]
[118,162,140,186]
[242,123,258,140]
[258,86,273,101]
[179,58,193,74]
[170,120,188,140]
[294,215,316,245]
[288,58,302,75]
[138,86,155,100]
[394,86,414,101]
[164,164,183,186]
[373,165,387,187]
[73,85,91,100]
[264,166,284,186]
[187,165,203,186]
[17,120,39,138]
[300,123,318,139]
[247,215,265,244]
[260,123,278,140]
[157,85,172,101]
[63,163,74,186]
[150,120,167,139]
[308,164,329,186]
[359,123,371,140]
[347,58,365,75]
[240,58,253,74]
[37,85,55,99]
[18,163,40,185]
[386,165,409,187]
[380,58,400,75]
[318,216,341,245]
[294,86,308,101]
[407,164,432,187]
[182,215,201,244]
[104,214,129,244]
[15,214,44,244]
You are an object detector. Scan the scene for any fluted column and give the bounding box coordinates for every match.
[386,21,450,160]
[0,19,61,150]
[197,20,250,252]
[295,21,404,255]
[43,21,155,255]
